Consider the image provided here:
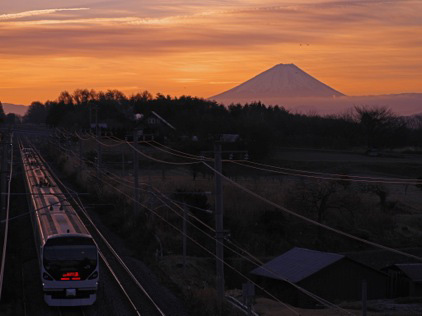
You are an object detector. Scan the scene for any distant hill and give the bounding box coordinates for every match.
[1,103,28,116]
[210,64,422,116]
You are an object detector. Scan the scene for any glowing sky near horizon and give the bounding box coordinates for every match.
[1,0,421,104]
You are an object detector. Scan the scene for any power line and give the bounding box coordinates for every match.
[228,160,422,185]
[52,140,356,314]
[52,136,422,262]
[125,141,200,166]
[60,128,422,185]
[134,137,422,185]
[59,129,200,166]
[201,161,422,262]
[0,198,70,224]
[28,139,166,316]
[51,131,422,313]
[43,141,305,315]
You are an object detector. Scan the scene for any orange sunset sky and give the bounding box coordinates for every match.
[1,0,422,105]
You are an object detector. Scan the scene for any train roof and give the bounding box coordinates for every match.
[37,186,90,241]
[21,146,91,244]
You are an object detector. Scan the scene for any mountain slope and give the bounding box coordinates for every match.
[1,103,28,115]
[211,64,345,100]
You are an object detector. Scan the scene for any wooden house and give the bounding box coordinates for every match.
[251,247,388,307]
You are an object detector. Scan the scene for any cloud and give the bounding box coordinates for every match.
[1,1,421,57]
[0,0,421,103]
[0,8,89,21]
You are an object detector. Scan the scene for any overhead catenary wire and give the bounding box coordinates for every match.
[146,141,212,161]
[136,136,422,185]
[53,133,422,261]
[50,138,213,228]
[102,171,216,229]
[52,140,355,315]
[85,174,311,315]
[27,138,165,316]
[50,140,313,314]
[53,135,422,262]
[232,159,422,182]
[201,161,422,262]
[0,198,71,224]
[53,141,218,233]
[58,129,124,148]
[150,140,422,185]
[125,141,201,166]
[145,187,356,314]
[62,128,422,185]
[44,142,305,315]
[228,160,422,185]
[60,130,200,166]
[143,185,352,315]
[51,130,422,312]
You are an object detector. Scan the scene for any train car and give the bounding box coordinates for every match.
[21,147,99,306]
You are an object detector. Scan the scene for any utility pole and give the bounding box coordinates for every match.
[214,141,224,314]
[242,282,255,316]
[133,130,139,214]
[362,280,367,316]
[121,151,125,176]
[89,103,92,129]
[96,105,102,177]
[182,202,187,274]
[79,136,83,170]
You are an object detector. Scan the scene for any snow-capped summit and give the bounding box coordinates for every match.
[211,64,345,100]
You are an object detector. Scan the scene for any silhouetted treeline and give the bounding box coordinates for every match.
[23,89,422,157]
[0,102,5,124]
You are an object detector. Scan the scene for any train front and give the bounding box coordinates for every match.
[41,235,99,306]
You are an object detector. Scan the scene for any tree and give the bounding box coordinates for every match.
[23,101,48,124]
[57,91,74,105]
[5,113,19,124]
[354,106,406,148]
[72,89,96,105]
[361,184,389,208]
[0,102,5,123]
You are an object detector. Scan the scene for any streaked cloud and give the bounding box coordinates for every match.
[0,8,89,21]
[0,0,421,104]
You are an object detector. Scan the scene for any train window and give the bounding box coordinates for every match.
[46,236,95,246]
[43,237,97,280]
[44,245,97,262]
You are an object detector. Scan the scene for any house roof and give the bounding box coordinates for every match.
[395,264,422,282]
[250,247,344,283]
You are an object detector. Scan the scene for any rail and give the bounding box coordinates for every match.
[24,138,166,316]
[0,133,14,300]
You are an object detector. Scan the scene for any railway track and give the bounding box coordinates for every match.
[0,132,14,300]
[23,138,166,316]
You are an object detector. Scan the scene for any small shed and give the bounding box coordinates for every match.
[251,247,388,307]
[383,264,422,298]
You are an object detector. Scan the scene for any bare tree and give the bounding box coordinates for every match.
[354,106,405,148]
[360,183,390,212]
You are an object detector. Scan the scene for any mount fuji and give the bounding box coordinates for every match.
[210,64,422,116]
[211,64,344,100]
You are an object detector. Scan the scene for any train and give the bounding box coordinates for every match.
[21,146,99,306]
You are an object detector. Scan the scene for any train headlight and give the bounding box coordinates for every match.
[88,271,98,280]
[43,272,53,280]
